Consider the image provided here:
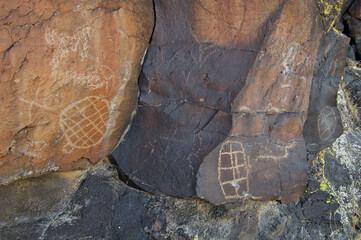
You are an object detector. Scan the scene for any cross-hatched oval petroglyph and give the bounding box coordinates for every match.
[60,96,110,154]
[218,140,249,199]
[317,106,336,141]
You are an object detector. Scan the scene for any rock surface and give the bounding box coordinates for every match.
[349,0,361,20]
[1,138,360,240]
[0,0,154,184]
[112,0,324,203]
[344,63,361,121]
[303,30,349,152]
[345,0,361,59]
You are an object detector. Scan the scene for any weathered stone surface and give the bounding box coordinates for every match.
[344,63,361,121]
[303,30,349,152]
[0,0,154,184]
[345,11,361,59]
[112,0,325,203]
[1,140,360,240]
[349,0,361,20]
[0,170,84,239]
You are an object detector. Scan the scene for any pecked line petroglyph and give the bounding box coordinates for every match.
[218,140,249,199]
[255,142,295,162]
[60,96,110,154]
[19,89,64,123]
[218,140,296,199]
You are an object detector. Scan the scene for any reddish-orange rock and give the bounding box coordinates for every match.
[0,0,154,184]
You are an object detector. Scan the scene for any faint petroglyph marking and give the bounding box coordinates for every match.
[53,65,115,93]
[318,106,337,141]
[280,42,300,87]
[45,28,115,92]
[166,44,220,86]
[59,96,110,154]
[19,89,64,122]
[191,0,246,46]
[218,140,250,200]
[16,140,48,158]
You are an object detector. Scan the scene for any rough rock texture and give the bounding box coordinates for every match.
[349,0,361,19]
[344,62,361,121]
[303,30,349,152]
[1,59,360,239]
[112,0,325,204]
[0,0,154,184]
[1,139,360,240]
[345,0,361,59]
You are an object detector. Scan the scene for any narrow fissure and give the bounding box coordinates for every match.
[108,155,145,191]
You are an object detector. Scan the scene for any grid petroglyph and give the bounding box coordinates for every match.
[218,140,296,200]
[218,141,249,199]
[60,96,109,154]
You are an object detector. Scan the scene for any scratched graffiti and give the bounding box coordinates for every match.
[45,28,114,92]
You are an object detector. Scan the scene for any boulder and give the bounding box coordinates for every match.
[303,30,349,152]
[112,0,325,203]
[0,0,154,184]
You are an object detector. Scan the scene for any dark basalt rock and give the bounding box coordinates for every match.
[349,0,361,20]
[112,0,326,203]
[303,30,349,152]
[344,1,361,59]
[0,151,359,240]
[112,0,283,198]
[197,135,307,204]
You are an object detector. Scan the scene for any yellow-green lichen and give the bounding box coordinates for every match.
[311,147,337,203]
[318,0,343,17]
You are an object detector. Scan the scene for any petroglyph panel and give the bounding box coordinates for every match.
[60,97,110,154]
[45,28,115,92]
[303,30,348,152]
[113,0,321,200]
[0,0,154,184]
[197,136,307,204]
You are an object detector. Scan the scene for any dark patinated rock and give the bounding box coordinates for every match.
[344,12,361,59]
[112,0,283,198]
[349,0,361,20]
[112,0,325,203]
[303,30,349,152]
[197,135,307,203]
